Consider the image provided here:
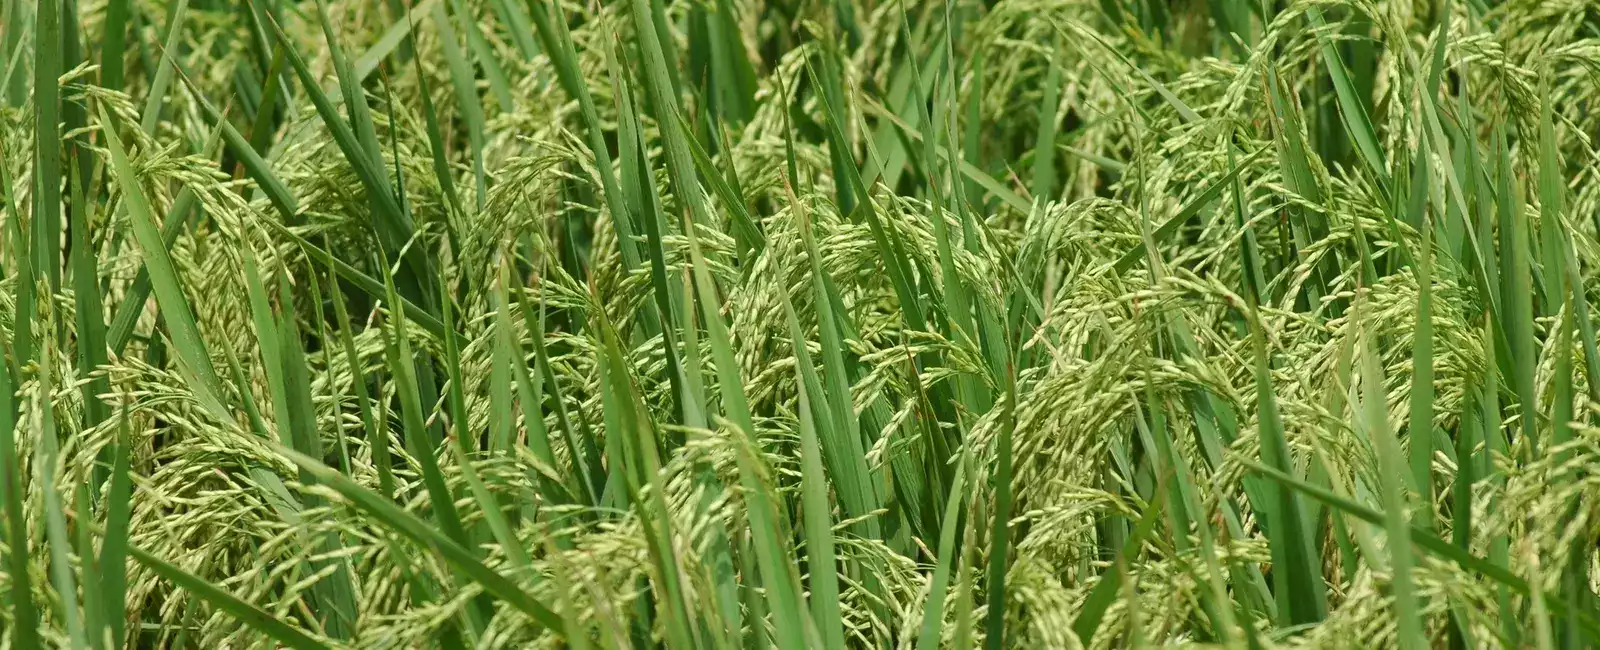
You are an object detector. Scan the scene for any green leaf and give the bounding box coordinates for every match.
[1030,40,1061,203]
[262,11,437,309]
[137,0,188,137]
[283,444,577,635]
[67,148,107,430]
[35,320,88,649]
[33,0,62,293]
[1111,148,1268,273]
[99,402,134,649]
[129,545,334,650]
[808,51,928,335]
[1304,7,1391,194]
[100,0,130,90]
[1248,462,1600,637]
[679,186,815,649]
[428,0,487,210]
[527,0,647,267]
[1408,136,1435,524]
[781,293,847,650]
[672,110,765,254]
[1356,296,1425,649]
[783,178,882,539]
[352,0,442,79]
[1494,123,1538,456]
[1249,312,1327,624]
[866,97,1028,213]
[917,446,968,650]
[1071,478,1169,643]
[74,482,103,650]
[323,237,394,498]
[377,248,470,545]
[509,262,601,505]
[451,441,533,570]
[0,334,37,650]
[99,105,230,420]
[593,314,698,650]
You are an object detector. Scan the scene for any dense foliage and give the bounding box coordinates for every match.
[0,0,1597,647]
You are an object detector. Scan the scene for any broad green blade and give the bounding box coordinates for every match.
[105,188,196,355]
[282,448,570,636]
[605,41,686,420]
[808,53,929,334]
[1072,481,1168,643]
[1357,297,1425,649]
[375,243,492,634]
[138,0,188,137]
[377,248,469,542]
[100,402,134,649]
[1536,74,1565,322]
[1250,315,1327,624]
[324,238,394,498]
[1112,148,1268,273]
[435,271,473,457]
[68,149,107,429]
[101,0,129,90]
[451,0,514,113]
[99,105,230,420]
[103,114,228,357]
[37,321,86,649]
[1494,124,1538,456]
[680,202,816,649]
[594,315,698,650]
[1030,41,1061,203]
[0,334,36,650]
[312,0,381,163]
[527,0,646,266]
[428,1,487,210]
[982,328,1017,650]
[509,262,601,504]
[304,267,353,473]
[917,448,967,650]
[240,249,293,448]
[1304,7,1391,194]
[781,294,846,649]
[273,270,360,638]
[672,110,764,253]
[34,0,62,292]
[784,178,882,538]
[74,482,103,650]
[352,0,442,79]
[262,11,437,308]
[130,545,334,649]
[1408,133,1435,524]
[1249,462,1600,637]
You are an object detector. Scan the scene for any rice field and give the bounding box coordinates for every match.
[0,0,1596,647]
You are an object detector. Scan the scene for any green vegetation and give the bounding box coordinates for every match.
[0,0,1596,646]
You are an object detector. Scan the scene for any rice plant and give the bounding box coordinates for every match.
[0,0,1596,646]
